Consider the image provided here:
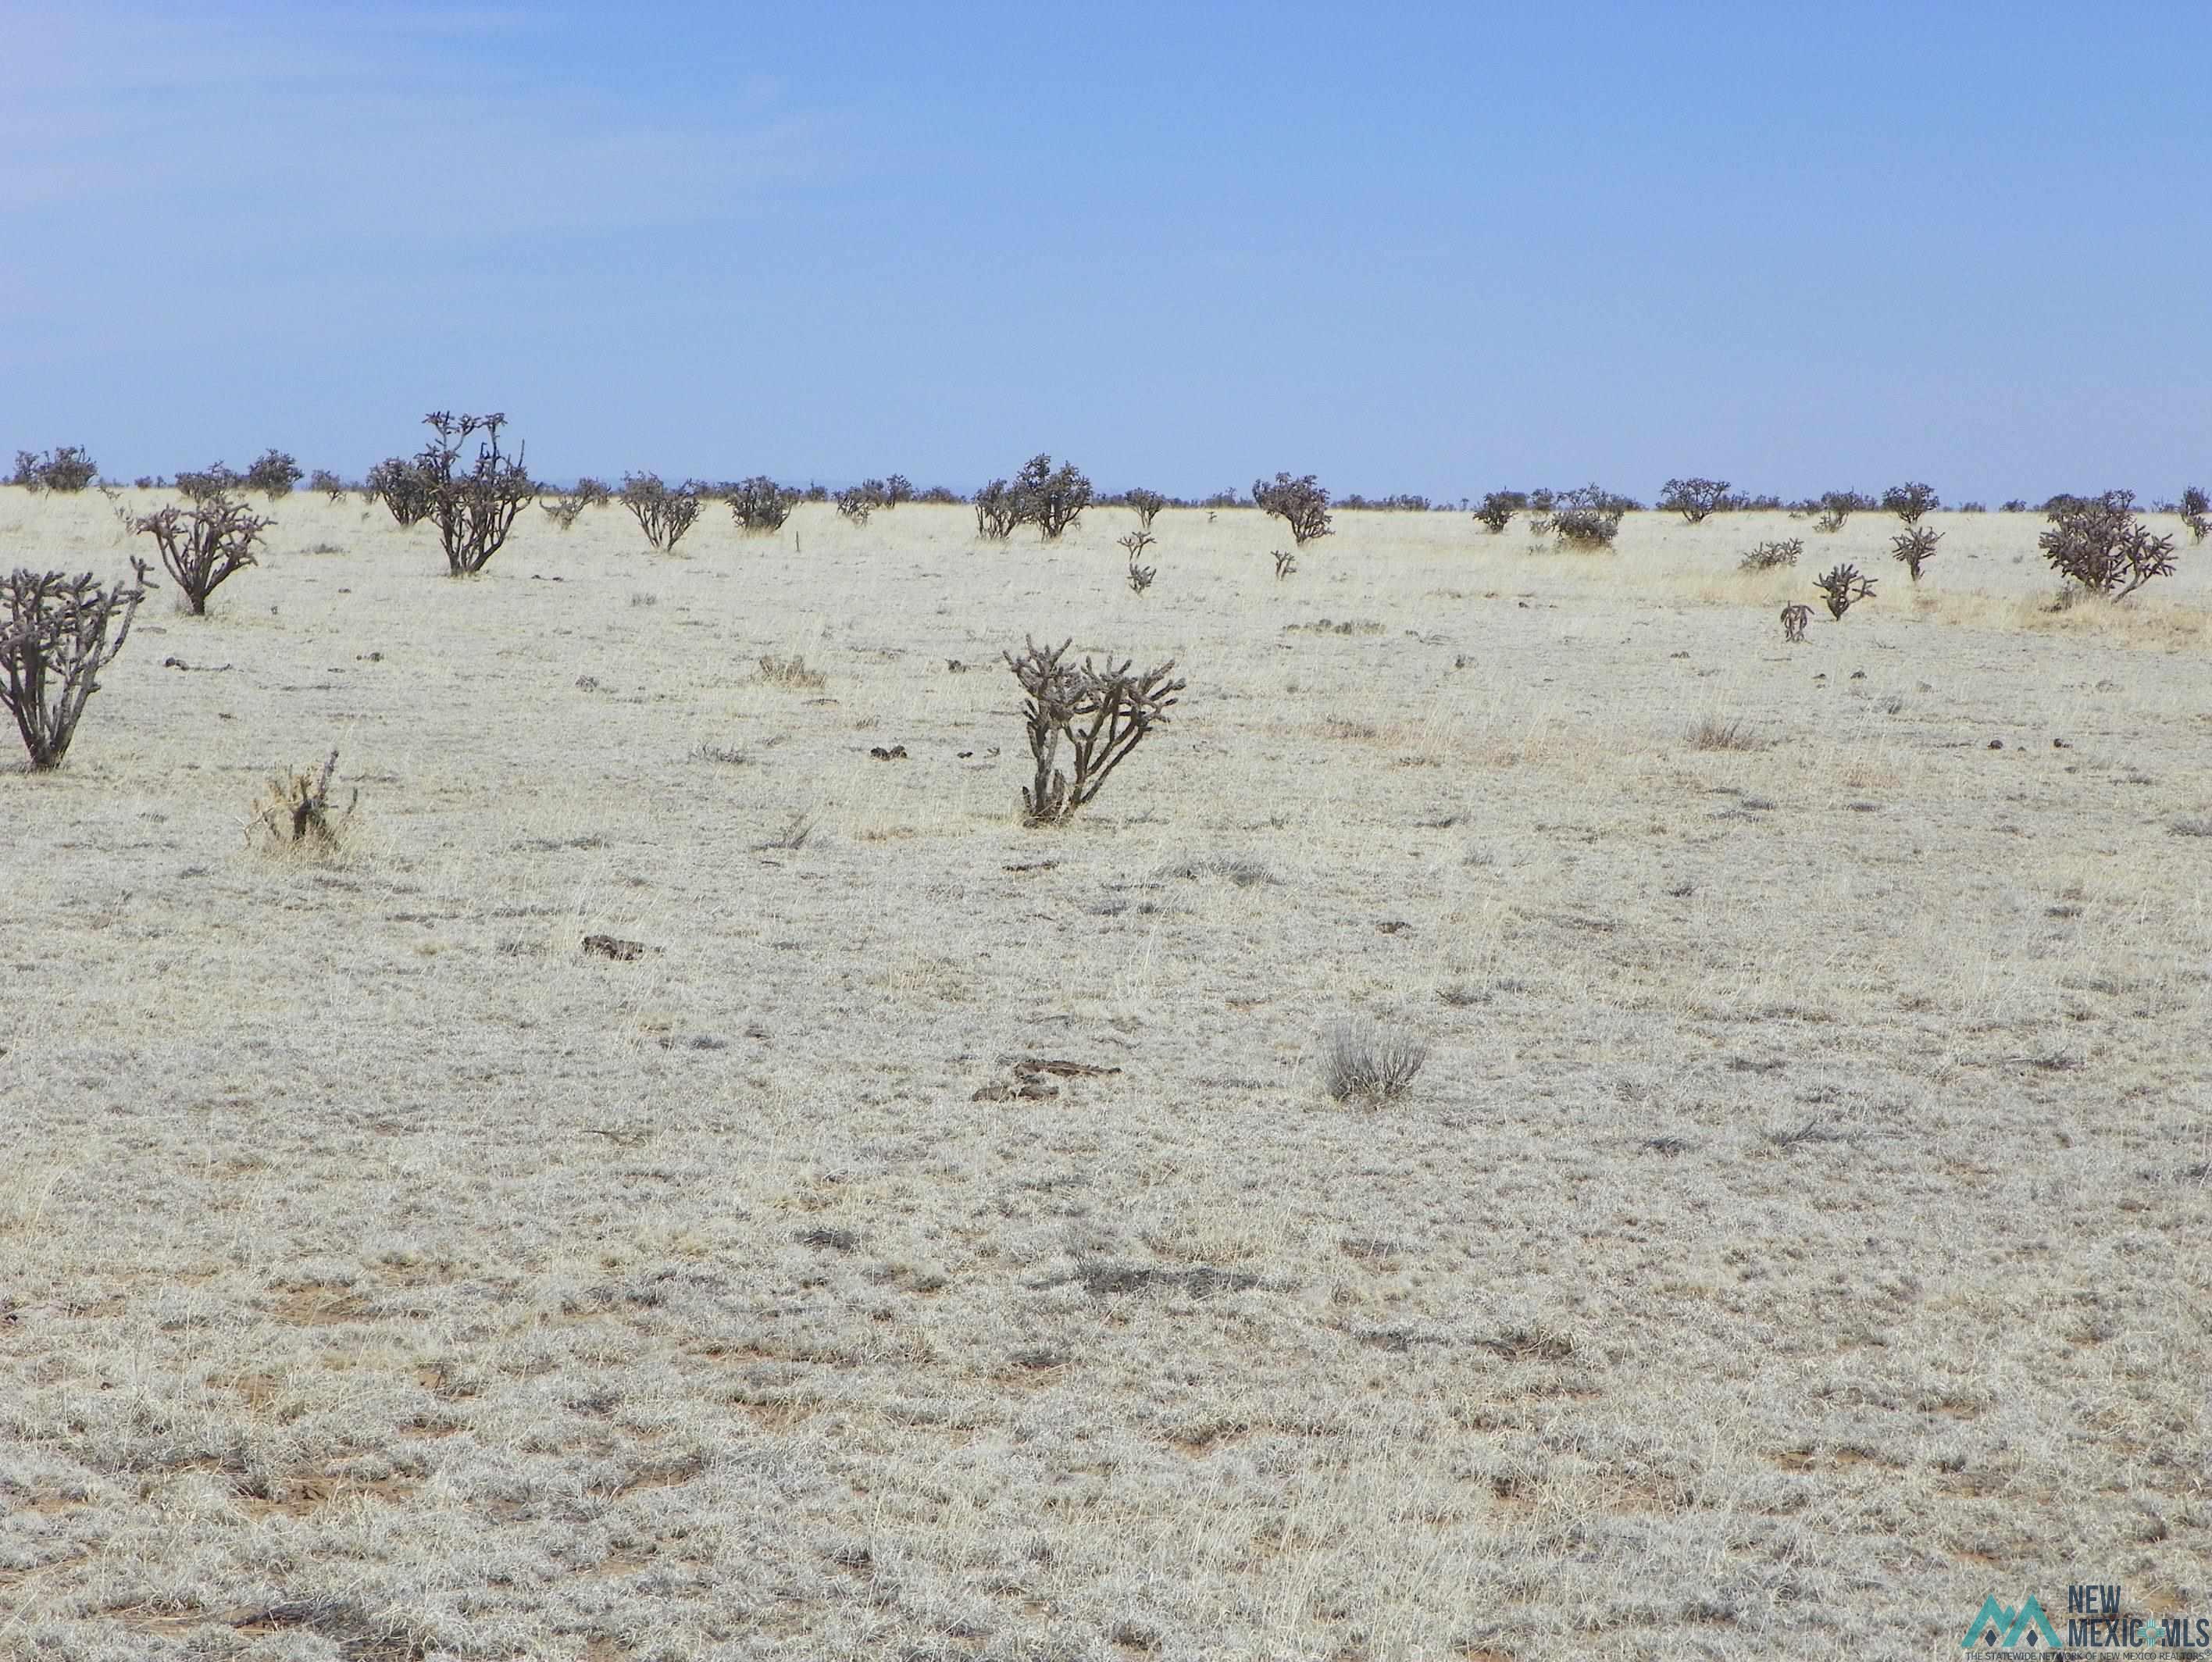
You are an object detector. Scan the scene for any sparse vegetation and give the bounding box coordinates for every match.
[1780,602,1813,642]
[1273,548,1297,580]
[620,473,704,551]
[1543,483,1625,548]
[1120,530,1157,594]
[1004,636,1184,826]
[1,560,152,767]
[1126,488,1167,530]
[836,482,887,525]
[1814,563,1877,619]
[974,479,1019,540]
[1738,538,1802,571]
[366,456,433,529]
[9,447,98,492]
[414,412,537,574]
[243,448,303,498]
[1322,1017,1429,1104]
[309,469,348,501]
[134,490,270,614]
[1011,455,1094,540]
[2039,490,2177,599]
[1473,492,1519,534]
[882,474,913,508]
[757,654,827,690]
[249,750,358,851]
[1882,481,1941,525]
[1659,477,1731,523]
[729,476,799,533]
[2181,485,2208,544]
[1688,718,1761,751]
[1254,472,1333,547]
[1891,525,1941,581]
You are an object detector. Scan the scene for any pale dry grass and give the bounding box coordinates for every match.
[2,492,2209,1660]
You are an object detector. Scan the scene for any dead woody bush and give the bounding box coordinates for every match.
[1,560,154,768]
[1004,636,1185,826]
[1780,602,1813,643]
[134,490,271,614]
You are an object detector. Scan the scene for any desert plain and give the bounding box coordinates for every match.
[1,487,2207,1660]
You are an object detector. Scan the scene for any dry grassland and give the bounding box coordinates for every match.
[2,490,2209,1660]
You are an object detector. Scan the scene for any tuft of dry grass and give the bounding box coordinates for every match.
[756,653,827,689]
[1686,717,1762,751]
[1321,1017,1430,1103]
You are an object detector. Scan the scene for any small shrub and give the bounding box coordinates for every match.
[881,474,913,508]
[243,449,302,498]
[1814,564,1877,619]
[134,490,271,614]
[1004,636,1184,826]
[1882,481,1940,525]
[1738,538,1801,571]
[1322,1018,1429,1104]
[1126,558,1155,595]
[2039,490,2176,599]
[308,469,347,501]
[1780,602,1813,643]
[10,447,98,492]
[133,477,159,490]
[249,750,358,851]
[2180,485,2209,544]
[1891,525,1941,581]
[1659,477,1731,523]
[1272,549,1297,580]
[620,473,704,551]
[1472,492,1518,533]
[974,480,1019,540]
[1126,488,1167,530]
[1,560,154,768]
[2002,499,2029,512]
[1254,472,1333,547]
[835,482,885,525]
[729,476,798,533]
[1545,483,1624,548]
[1012,455,1094,540]
[1957,501,1987,513]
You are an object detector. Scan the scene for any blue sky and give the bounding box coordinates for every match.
[6,1,2208,501]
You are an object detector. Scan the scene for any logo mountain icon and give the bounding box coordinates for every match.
[1960,1593,2061,1650]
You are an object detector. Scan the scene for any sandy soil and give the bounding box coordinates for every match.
[2,487,2207,1660]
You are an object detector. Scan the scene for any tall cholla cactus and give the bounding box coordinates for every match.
[0,559,154,768]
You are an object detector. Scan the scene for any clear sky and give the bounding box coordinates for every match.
[6,1,2208,502]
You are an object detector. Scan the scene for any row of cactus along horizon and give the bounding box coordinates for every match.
[20,441,2209,547]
